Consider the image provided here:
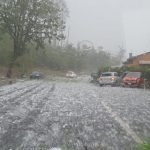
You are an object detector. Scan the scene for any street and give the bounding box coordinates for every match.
[0,79,150,150]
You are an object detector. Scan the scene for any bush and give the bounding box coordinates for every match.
[100,66,150,79]
[138,142,150,150]
[143,69,150,80]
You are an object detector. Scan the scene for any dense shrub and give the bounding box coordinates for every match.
[100,66,150,79]
[138,142,150,150]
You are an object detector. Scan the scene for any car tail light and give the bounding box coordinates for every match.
[123,78,126,82]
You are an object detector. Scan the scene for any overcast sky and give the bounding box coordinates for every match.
[65,0,150,56]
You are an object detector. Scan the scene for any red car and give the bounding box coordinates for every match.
[123,72,144,88]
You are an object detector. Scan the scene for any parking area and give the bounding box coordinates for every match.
[0,79,150,150]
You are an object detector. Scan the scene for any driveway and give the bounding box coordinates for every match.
[0,79,150,150]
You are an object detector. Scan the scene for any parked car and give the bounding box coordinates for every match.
[98,72,119,86]
[30,71,44,79]
[66,71,77,78]
[90,72,100,83]
[122,72,144,88]
[116,71,129,86]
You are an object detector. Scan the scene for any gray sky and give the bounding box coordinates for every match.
[65,0,150,56]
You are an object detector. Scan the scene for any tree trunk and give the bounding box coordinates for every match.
[6,38,26,78]
[6,41,18,78]
[6,60,14,78]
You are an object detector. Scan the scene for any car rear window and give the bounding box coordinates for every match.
[32,72,39,74]
[101,73,112,77]
[126,72,141,78]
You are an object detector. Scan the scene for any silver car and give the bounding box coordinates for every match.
[99,72,118,86]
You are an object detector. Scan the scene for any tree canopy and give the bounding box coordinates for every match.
[0,0,68,60]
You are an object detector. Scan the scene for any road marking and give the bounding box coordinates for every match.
[101,101,143,144]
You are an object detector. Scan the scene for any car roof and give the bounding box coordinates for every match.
[128,71,141,73]
[32,71,40,73]
[102,72,117,74]
[67,71,74,73]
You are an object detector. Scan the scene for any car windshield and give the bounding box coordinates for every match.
[126,72,141,78]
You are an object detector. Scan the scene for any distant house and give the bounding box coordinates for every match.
[123,52,150,67]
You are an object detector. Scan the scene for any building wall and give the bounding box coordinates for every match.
[125,52,150,67]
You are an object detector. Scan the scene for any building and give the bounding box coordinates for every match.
[123,52,150,67]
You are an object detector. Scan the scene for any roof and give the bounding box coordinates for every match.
[123,51,150,65]
[139,61,150,65]
[130,51,150,59]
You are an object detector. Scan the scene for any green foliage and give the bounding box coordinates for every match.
[0,0,67,60]
[144,70,150,80]
[0,37,123,74]
[0,25,124,75]
[138,142,150,150]
[40,45,118,72]
[0,33,13,65]
[100,66,150,80]
[39,144,50,150]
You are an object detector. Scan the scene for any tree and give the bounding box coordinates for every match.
[0,0,68,77]
[118,46,126,64]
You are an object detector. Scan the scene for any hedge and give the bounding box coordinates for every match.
[99,66,150,80]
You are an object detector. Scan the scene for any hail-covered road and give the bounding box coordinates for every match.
[0,78,150,150]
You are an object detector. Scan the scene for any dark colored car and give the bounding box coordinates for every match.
[90,72,100,83]
[123,72,144,88]
[30,71,44,79]
[116,71,129,86]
